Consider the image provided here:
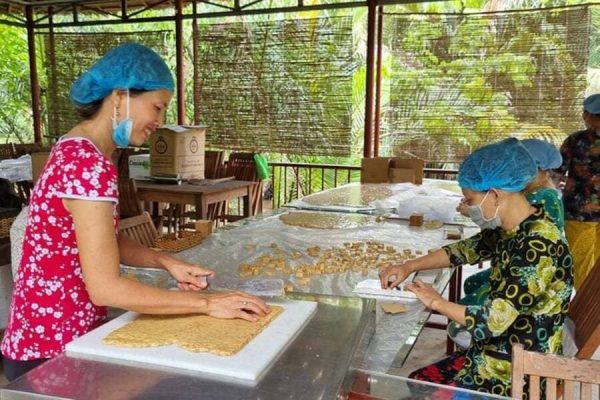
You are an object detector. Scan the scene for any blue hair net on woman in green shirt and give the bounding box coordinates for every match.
[69,43,174,106]
[458,138,538,192]
[520,139,563,170]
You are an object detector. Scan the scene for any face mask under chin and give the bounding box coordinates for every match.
[467,191,502,230]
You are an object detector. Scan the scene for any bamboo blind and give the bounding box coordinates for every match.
[382,7,590,163]
[42,31,173,136]
[193,16,354,156]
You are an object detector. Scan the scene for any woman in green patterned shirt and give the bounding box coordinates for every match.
[455,138,565,307]
[379,138,573,398]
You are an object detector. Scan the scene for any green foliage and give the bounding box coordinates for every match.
[383,6,587,162]
[0,25,35,143]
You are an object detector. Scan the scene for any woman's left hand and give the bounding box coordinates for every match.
[161,256,215,291]
[404,280,443,310]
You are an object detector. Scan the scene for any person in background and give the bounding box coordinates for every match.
[1,43,269,382]
[380,138,573,398]
[555,94,600,290]
[448,138,566,349]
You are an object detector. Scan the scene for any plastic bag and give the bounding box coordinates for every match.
[396,195,460,223]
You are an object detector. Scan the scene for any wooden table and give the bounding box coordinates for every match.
[135,179,256,220]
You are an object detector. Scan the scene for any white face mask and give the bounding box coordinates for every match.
[466,191,501,230]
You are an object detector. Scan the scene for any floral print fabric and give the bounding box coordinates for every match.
[526,187,564,231]
[1,137,118,361]
[556,128,600,222]
[442,206,573,397]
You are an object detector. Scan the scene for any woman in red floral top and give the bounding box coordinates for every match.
[1,43,269,381]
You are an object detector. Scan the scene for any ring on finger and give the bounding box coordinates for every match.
[241,301,248,306]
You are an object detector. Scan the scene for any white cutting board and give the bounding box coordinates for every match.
[66,299,317,383]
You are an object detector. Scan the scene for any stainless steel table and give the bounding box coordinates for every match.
[1,293,374,400]
[339,369,510,400]
[120,208,455,373]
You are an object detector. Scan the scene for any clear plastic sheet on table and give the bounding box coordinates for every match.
[176,210,454,297]
[0,155,31,182]
[119,210,452,296]
[284,181,462,215]
[394,195,461,223]
[120,209,455,373]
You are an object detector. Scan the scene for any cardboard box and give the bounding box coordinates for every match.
[388,167,415,183]
[149,125,206,179]
[390,158,424,184]
[31,151,51,183]
[128,154,151,180]
[361,158,390,183]
[194,220,213,238]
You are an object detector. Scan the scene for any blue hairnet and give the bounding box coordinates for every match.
[520,139,563,170]
[583,94,600,114]
[70,43,174,106]
[458,138,538,192]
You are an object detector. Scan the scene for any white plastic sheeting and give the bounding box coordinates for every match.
[0,155,32,182]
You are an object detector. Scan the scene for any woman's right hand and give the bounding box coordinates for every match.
[205,292,271,322]
[379,262,415,289]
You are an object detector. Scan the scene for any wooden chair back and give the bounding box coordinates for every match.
[512,344,600,400]
[223,152,258,181]
[112,148,139,179]
[12,143,50,158]
[568,256,600,358]
[118,178,143,219]
[204,150,225,179]
[118,212,158,248]
[0,143,15,160]
[222,152,262,217]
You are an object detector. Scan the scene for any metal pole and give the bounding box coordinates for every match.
[363,0,376,158]
[192,0,200,124]
[175,0,186,124]
[25,5,42,143]
[373,6,383,157]
[48,6,58,137]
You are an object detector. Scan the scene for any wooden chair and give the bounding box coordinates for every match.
[118,212,158,248]
[12,143,49,158]
[217,152,263,222]
[204,150,225,179]
[118,178,144,219]
[511,344,600,399]
[0,143,15,161]
[568,256,600,358]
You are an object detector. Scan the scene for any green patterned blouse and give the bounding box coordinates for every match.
[526,187,564,231]
[442,206,573,397]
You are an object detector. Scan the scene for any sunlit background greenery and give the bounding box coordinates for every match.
[0,0,598,202]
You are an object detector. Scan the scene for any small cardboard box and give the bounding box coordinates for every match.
[388,167,415,183]
[31,151,51,183]
[128,154,151,180]
[390,158,424,184]
[361,158,390,183]
[149,125,206,179]
[194,220,213,238]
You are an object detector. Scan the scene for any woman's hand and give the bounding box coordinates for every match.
[379,262,414,289]
[404,280,443,309]
[206,292,271,322]
[457,198,470,217]
[160,255,215,291]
